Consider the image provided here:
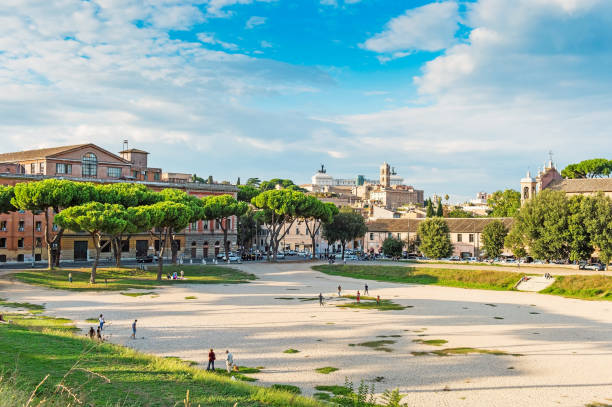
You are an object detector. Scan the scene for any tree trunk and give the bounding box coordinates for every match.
[170,230,178,265]
[341,241,346,260]
[44,209,53,270]
[222,221,229,261]
[53,233,62,268]
[156,230,167,281]
[111,237,121,268]
[91,233,100,284]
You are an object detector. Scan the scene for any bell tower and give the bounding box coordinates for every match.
[380,162,391,188]
[520,170,537,205]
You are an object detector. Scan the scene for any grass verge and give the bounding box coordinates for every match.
[283,349,300,354]
[315,367,339,374]
[0,312,323,406]
[336,295,408,311]
[0,298,45,313]
[10,265,256,291]
[540,275,612,301]
[313,265,519,291]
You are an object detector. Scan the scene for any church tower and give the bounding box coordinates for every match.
[520,170,537,205]
[380,162,391,188]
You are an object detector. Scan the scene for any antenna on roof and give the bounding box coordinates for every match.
[123,139,128,151]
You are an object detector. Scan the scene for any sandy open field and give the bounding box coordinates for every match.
[2,262,611,407]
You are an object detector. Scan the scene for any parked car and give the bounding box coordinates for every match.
[136,254,155,263]
[449,256,460,261]
[579,262,605,271]
[227,255,241,263]
[275,252,285,259]
[344,254,358,260]
[465,257,479,262]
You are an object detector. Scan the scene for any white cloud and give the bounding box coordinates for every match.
[362,2,459,57]
[206,0,276,17]
[197,32,239,50]
[260,40,273,48]
[245,16,267,29]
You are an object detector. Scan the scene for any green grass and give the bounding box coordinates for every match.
[431,347,522,357]
[271,384,301,394]
[85,318,98,323]
[315,367,339,374]
[313,265,520,291]
[0,314,323,407]
[314,385,352,396]
[120,291,156,297]
[0,298,45,313]
[352,340,396,352]
[283,348,300,354]
[184,296,197,300]
[540,275,612,300]
[336,295,408,311]
[412,339,448,346]
[11,265,256,291]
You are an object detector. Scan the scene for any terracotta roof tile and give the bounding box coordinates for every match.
[0,144,90,162]
[546,178,612,193]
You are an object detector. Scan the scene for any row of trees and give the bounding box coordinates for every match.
[0,180,250,282]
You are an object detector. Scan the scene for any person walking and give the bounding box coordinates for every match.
[337,285,342,297]
[207,349,216,371]
[88,327,95,339]
[98,314,105,331]
[96,326,102,341]
[131,319,137,339]
[364,284,369,295]
[319,292,324,306]
[356,290,360,303]
[376,295,380,305]
[225,350,234,373]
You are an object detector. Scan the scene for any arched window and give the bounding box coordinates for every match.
[82,153,98,177]
[523,186,529,199]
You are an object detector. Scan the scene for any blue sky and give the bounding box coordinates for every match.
[1,0,611,202]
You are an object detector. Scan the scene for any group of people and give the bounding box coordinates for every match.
[316,283,380,305]
[207,349,235,373]
[87,314,138,341]
[166,270,185,280]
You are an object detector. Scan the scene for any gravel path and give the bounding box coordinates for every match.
[1,262,611,407]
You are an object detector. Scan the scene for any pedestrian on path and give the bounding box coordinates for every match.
[98,314,105,331]
[96,327,102,341]
[207,349,216,371]
[356,290,360,303]
[131,319,137,339]
[364,284,369,295]
[319,292,324,306]
[225,350,234,373]
[376,295,380,305]
[337,285,342,297]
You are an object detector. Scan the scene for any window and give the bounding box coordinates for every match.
[17,254,24,262]
[0,255,5,262]
[191,222,198,231]
[388,232,392,238]
[397,233,401,239]
[35,237,42,247]
[295,228,300,235]
[82,153,98,177]
[469,234,474,243]
[203,221,208,230]
[153,172,160,181]
[35,221,41,232]
[52,223,59,231]
[215,220,221,229]
[370,233,374,240]
[142,171,147,179]
[107,167,122,178]
[132,170,139,178]
[100,240,111,253]
[17,238,24,248]
[30,163,35,174]
[39,162,45,173]
[121,240,129,252]
[457,233,462,242]
[18,220,24,232]
[0,238,5,248]
[0,221,6,231]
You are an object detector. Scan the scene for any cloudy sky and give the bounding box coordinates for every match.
[1,0,611,201]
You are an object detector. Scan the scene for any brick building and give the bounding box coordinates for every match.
[0,144,237,264]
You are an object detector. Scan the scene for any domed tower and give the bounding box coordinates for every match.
[380,162,391,188]
[520,170,537,205]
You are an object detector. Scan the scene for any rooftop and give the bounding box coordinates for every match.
[0,144,90,163]
[546,178,612,193]
[367,217,514,233]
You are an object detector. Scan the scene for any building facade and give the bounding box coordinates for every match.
[0,144,238,264]
[365,217,514,258]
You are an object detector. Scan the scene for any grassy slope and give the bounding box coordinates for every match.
[313,265,519,291]
[10,265,256,291]
[540,274,612,300]
[0,313,321,407]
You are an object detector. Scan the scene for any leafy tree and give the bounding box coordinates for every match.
[251,189,311,261]
[509,189,570,262]
[145,201,193,280]
[435,201,443,217]
[55,203,129,284]
[487,189,521,217]
[504,227,527,259]
[302,199,338,259]
[481,220,508,259]
[382,237,403,258]
[246,177,261,187]
[0,185,15,213]
[567,195,594,262]
[444,194,449,201]
[95,184,162,266]
[417,217,452,259]
[581,192,612,269]
[159,189,206,263]
[12,179,96,269]
[561,159,612,179]
[237,209,258,252]
[447,208,473,218]
[191,174,206,183]
[322,209,367,260]
[259,178,305,192]
[237,184,260,202]
[425,200,434,217]
[203,194,248,261]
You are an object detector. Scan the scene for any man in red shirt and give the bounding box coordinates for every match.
[207,349,216,371]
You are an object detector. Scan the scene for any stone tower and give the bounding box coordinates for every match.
[520,170,537,205]
[380,162,391,188]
